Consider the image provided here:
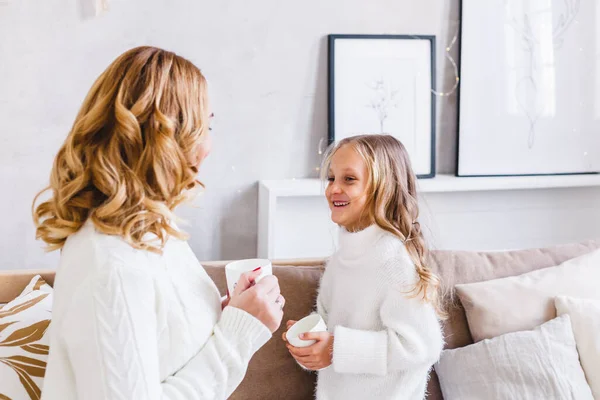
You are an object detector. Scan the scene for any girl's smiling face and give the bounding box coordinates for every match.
[325,144,372,231]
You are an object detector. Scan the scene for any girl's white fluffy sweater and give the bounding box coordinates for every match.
[315,224,444,400]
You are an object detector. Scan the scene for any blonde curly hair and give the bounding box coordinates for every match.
[33,46,210,253]
[322,134,446,318]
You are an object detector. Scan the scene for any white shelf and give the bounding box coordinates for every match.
[258,174,600,259]
[259,174,600,196]
[418,174,600,192]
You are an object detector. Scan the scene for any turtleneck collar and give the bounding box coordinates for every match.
[336,224,387,262]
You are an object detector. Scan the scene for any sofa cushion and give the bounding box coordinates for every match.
[435,315,593,400]
[203,264,324,400]
[455,248,600,342]
[425,239,600,400]
[428,239,600,349]
[555,296,600,398]
[0,275,53,400]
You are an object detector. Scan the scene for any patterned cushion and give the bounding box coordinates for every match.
[0,276,52,400]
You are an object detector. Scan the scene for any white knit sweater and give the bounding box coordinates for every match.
[41,221,271,400]
[315,225,444,400]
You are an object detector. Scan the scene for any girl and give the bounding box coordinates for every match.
[284,134,444,400]
[35,46,284,399]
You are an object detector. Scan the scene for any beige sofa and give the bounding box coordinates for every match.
[2,239,598,399]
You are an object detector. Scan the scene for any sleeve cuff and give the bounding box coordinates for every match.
[333,325,387,375]
[218,306,272,352]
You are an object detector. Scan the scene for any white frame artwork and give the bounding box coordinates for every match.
[328,34,436,178]
[458,0,600,176]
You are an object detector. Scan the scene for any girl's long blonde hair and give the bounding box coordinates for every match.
[33,46,210,253]
[322,134,446,318]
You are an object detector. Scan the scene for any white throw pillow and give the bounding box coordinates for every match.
[455,248,600,342]
[555,296,600,399]
[0,275,53,400]
[435,315,593,400]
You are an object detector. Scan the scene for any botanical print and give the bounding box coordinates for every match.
[0,276,51,400]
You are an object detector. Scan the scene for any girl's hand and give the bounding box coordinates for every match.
[281,320,298,343]
[286,331,334,370]
[281,319,297,341]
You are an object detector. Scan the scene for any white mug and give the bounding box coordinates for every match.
[225,258,272,295]
[286,314,328,348]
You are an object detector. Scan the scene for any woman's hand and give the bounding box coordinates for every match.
[228,271,285,333]
[221,268,260,310]
[221,295,230,310]
[285,331,334,371]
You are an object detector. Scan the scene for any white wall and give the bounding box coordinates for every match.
[0,0,461,269]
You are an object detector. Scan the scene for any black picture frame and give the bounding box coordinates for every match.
[327,34,437,179]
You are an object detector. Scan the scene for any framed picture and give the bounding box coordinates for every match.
[328,34,436,178]
[457,0,600,176]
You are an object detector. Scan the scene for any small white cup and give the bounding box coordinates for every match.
[286,314,328,348]
[225,258,272,295]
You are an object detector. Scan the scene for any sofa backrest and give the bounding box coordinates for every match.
[2,240,598,399]
[424,239,600,399]
[203,264,323,400]
[204,239,600,400]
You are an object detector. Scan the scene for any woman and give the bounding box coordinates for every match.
[34,46,284,399]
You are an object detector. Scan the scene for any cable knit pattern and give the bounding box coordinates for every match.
[92,266,145,399]
[41,221,271,400]
[315,225,444,400]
